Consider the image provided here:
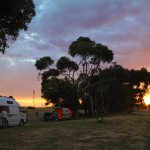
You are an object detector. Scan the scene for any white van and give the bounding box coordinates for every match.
[0,96,27,128]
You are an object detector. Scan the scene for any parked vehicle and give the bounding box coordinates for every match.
[55,107,72,120]
[43,107,72,121]
[0,96,27,128]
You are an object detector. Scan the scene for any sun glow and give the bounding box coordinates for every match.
[144,94,150,105]
[16,97,46,108]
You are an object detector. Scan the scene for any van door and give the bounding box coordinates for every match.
[9,106,20,125]
[1,106,13,125]
[62,108,69,119]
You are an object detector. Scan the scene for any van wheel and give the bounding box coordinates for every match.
[19,119,24,126]
[2,118,8,128]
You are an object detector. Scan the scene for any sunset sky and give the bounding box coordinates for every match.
[0,0,150,107]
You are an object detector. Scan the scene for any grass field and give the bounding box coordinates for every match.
[0,109,150,150]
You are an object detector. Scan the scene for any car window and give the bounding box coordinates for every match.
[7,101,13,104]
[2,106,10,113]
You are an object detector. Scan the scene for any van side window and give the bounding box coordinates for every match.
[7,101,13,104]
[2,106,10,113]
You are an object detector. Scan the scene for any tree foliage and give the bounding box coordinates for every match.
[69,37,95,58]
[56,56,78,72]
[0,0,35,53]
[35,56,54,71]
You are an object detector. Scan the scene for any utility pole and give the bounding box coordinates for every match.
[33,90,35,108]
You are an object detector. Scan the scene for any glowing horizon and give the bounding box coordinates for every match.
[144,94,150,106]
[15,97,46,108]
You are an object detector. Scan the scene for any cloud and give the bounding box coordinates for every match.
[0,55,40,96]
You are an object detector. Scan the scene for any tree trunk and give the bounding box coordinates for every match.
[72,108,79,118]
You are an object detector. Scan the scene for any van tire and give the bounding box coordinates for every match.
[19,119,24,126]
[2,118,8,128]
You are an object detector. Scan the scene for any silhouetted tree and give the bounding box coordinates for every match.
[69,37,114,121]
[0,0,35,53]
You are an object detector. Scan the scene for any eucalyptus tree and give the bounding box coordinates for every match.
[103,66,150,113]
[0,0,35,53]
[81,63,130,121]
[35,56,79,116]
[35,56,60,101]
[69,37,114,121]
[101,64,133,113]
[55,56,80,116]
[56,56,78,84]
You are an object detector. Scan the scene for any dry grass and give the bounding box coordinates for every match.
[0,109,150,150]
